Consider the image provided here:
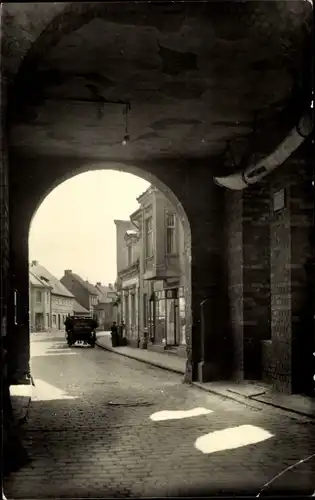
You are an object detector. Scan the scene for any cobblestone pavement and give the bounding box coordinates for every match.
[4,332,315,498]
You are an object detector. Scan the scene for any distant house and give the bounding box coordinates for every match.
[29,270,52,332]
[30,261,75,331]
[94,282,117,330]
[60,270,99,316]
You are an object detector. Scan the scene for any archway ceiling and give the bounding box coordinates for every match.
[4,1,313,168]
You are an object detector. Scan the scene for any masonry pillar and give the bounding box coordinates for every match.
[8,189,31,384]
[242,182,271,380]
[182,172,231,383]
[1,77,10,376]
[269,148,314,395]
[225,181,271,382]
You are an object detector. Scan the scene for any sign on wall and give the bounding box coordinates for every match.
[273,188,286,213]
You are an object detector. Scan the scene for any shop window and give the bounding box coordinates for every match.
[155,291,166,344]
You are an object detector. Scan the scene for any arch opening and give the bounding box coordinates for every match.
[27,166,192,375]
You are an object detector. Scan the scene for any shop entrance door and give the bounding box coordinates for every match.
[166,289,179,346]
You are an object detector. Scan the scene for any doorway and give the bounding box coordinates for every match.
[35,313,44,332]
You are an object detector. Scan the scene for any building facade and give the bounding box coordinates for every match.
[114,220,141,346]
[30,261,75,331]
[29,271,52,332]
[94,282,117,331]
[115,186,187,355]
[60,271,99,316]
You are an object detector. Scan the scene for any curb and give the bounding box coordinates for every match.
[95,340,185,376]
[96,340,314,420]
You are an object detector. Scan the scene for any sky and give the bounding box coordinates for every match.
[29,170,149,286]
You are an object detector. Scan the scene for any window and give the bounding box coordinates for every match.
[166,213,176,254]
[145,217,153,258]
[128,245,133,266]
[131,293,136,325]
[155,291,166,344]
[36,291,42,304]
[143,293,148,328]
[52,314,56,326]
[13,290,18,325]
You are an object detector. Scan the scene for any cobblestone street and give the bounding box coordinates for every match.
[4,332,315,498]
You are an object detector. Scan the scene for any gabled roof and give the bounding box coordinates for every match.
[30,263,74,298]
[73,299,89,314]
[136,184,155,203]
[95,284,115,304]
[67,272,99,296]
[29,271,52,289]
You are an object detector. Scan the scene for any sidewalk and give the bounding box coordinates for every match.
[10,384,33,425]
[96,332,315,419]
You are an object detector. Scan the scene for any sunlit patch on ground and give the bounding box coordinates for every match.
[150,407,213,421]
[195,425,274,454]
[31,342,77,357]
[32,379,78,401]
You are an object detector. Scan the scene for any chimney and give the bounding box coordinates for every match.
[31,260,38,266]
[64,270,72,275]
[109,283,113,290]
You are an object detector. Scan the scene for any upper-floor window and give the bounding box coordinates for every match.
[128,244,133,266]
[36,291,42,304]
[166,213,176,254]
[145,217,153,258]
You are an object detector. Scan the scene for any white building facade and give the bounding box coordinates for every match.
[30,261,75,331]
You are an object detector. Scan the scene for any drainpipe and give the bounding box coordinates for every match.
[214,112,313,190]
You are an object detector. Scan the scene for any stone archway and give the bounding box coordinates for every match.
[28,163,193,351]
[4,1,312,389]
[9,154,227,385]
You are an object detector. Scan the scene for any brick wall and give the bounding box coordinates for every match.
[268,148,314,394]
